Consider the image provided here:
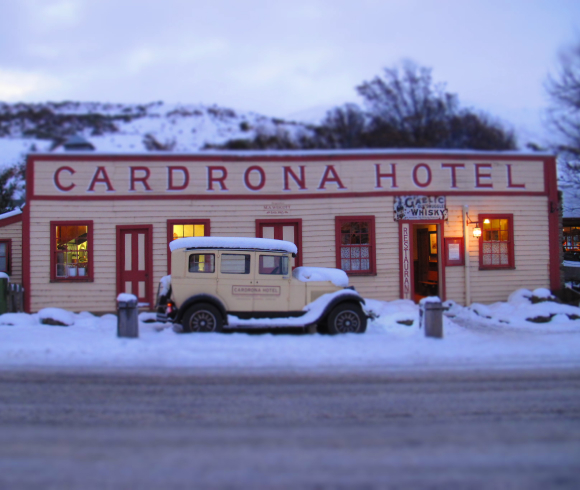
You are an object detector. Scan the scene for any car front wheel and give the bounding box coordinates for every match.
[327,302,366,334]
[182,303,223,333]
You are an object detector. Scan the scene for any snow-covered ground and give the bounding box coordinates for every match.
[1,288,579,373]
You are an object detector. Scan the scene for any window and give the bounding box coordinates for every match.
[563,226,580,252]
[259,255,289,275]
[335,216,376,275]
[50,221,93,281]
[0,240,10,274]
[189,254,215,273]
[221,254,251,274]
[166,220,210,272]
[479,214,514,269]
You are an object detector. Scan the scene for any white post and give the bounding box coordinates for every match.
[462,205,471,306]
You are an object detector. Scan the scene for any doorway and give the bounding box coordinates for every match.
[116,225,153,307]
[413,223,440,301]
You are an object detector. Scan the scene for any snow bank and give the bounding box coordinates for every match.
[292,267,349,287]
[38,308,75,326]
[0,208,22,221]
[1,289,580,372]
[169,236,297,254]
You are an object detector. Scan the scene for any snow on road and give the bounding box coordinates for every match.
[1,289,579,372]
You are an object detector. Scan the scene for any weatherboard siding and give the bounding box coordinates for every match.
[28,191,551,312]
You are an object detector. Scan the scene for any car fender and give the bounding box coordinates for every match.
[176,294,228,324]
[314,291,366,324]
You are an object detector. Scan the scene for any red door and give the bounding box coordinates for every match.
[256,219,302,267]
[117,226,153,307]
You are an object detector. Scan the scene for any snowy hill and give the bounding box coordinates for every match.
[0,101,313,169]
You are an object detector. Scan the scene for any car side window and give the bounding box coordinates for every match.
[188,254,215,273]
[221,254,251,274]
[259,255,288,275]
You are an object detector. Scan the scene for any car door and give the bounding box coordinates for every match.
[253,253,291,313]
[216,251,255,312]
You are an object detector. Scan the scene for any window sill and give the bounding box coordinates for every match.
[478,267,516,271]
[51,278,93,283]
[345,272,377,276]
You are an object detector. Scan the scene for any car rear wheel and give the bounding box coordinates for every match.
[182,303,223,333]
[327,302,366,334]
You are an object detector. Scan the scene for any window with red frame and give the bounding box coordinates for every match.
[480,215,514,268]
[51,222,93,280]
[0,240,10,274]
[335,216,376,274]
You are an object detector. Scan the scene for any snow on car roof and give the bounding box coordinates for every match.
[169,236,298,254]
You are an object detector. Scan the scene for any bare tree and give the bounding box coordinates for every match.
[546,40,580,156]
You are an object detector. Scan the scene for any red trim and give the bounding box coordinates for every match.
[398,221,413,300]
[0,214,22,227]
[545,157,561,290]
[116,225,154,308]
[50,221,94,282]
[23,185,31,313]
[0,239,12,275]
[28,152,553,163]
[477,214,514,270]
[166,219,211,273]
[255,219,303,267]
[334,216,376,276]
[29,190,548,201]
[398,220,446,302]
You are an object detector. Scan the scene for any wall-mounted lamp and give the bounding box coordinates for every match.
[466,212,486,238]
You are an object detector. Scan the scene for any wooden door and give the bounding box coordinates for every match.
[256,219,302,267]
[117,226,153,307]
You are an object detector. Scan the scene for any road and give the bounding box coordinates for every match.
[0,368,579,489]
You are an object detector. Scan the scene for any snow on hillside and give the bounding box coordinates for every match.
[0,101,313,169]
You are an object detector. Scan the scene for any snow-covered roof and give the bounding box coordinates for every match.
[0,208,22,221]
[31,148,555,158]
[169,236,298,254]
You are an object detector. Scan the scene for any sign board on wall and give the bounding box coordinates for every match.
[394,195,448,220]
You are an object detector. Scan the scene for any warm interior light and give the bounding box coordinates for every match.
[473,227,482,238]
[483,218,491,224]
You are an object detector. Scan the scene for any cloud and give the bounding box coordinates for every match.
[0,69,59,100]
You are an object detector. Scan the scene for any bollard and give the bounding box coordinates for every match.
[117,293,139,338]
[419,297,444,339]
[0,273,9,315]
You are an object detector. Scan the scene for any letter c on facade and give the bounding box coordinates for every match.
[54,166,76,191]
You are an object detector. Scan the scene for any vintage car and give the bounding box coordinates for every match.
[156,237,368,334]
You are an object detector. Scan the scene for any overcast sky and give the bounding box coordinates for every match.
[1,0,579,145]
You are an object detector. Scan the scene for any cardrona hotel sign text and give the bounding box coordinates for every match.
[34,159,543,197]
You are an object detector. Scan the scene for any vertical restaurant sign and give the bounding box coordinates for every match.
[394,195,448,220]
[401,223,412,300]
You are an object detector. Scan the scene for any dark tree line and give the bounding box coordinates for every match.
[210,62,516,151]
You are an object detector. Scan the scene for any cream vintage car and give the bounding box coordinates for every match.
[156,237,368,334]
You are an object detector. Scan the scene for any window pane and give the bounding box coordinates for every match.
[483,254,492,265]
[221,254,250,274]
[341,233,350,245]
[341,259,350,270]
[361,259,370,270]
[500,219,508,230]
[341,247,350,258]
[360,234,369,244]
[361,247,369,258]
[500,254,509,265]
[500,231,508,241]
[184,224,194,237]
[55,225,89,278]
[351,259,361,270]
[259,255,288,275]
[173,225,183,239]
[189,254,215,273]
[194,224,205,236]
[351,247,360,258]
[491,219,500,229]
[0,243,5,255]
[0,257,6,272]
